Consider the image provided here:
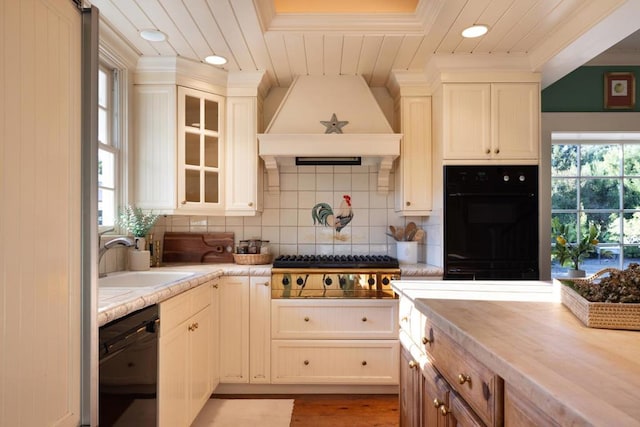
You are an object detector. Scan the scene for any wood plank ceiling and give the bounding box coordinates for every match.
[87,0,638,89]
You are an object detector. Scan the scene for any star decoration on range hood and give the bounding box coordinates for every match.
[320,113,349,134]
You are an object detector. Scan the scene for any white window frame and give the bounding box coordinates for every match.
[98,44,131,234]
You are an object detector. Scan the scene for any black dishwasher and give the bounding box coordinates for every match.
[99,304,159,426]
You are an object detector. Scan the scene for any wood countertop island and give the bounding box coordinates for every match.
[413,297,640,426]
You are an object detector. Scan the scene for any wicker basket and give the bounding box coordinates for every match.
[560,268,640,331]
[232,253,273,265]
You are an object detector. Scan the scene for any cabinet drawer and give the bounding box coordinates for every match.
[423,321,503,427]
[271,339,399,384]
[160,282,211,334]
[272,300,398,339]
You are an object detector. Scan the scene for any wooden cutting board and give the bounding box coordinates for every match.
[162,232,235,263]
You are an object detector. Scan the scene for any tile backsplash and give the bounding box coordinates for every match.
[100,165,440,275]
[156,165,430,258]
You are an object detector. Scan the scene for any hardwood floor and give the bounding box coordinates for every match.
[289,394,399,427]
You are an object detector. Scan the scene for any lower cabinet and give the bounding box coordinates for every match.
[504,384,559,427]
[158,282,214,427]
[271,299,399,384]
[398,293,502,427]
[218,275,271,384]
[400,345,421,427]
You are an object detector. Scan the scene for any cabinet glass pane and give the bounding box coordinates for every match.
[185,133,200,166]
[185,169,200,202]
[204,99,218,132]
[204,172,219,203]
[204,136,218,168]
[185,95,200,128]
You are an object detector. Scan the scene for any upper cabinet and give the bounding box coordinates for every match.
[178,86,225,212]
[441,82,540,163]
[132,58,266,215]
[389,72,433,216]
[394,96,432,215]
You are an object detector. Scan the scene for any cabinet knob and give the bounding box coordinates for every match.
[458,373,472,385]
[406,201,411,206]
[361,317,367,322]
[181,200,187,205]
[361,361,367,366]
[485,148,491,154]
[408,360,417,369]
[188,323,198,332]
[248,202,254,207]
[304,316,310,322]
[212,284,219,289]
[433,398,443,409]
[303,360,310,366]
[422,336,431,345]
[263,282,270,287]
[494,148,500,154]
[440,405,450,417]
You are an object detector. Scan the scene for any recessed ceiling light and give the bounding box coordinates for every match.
[462,25,488,38]
[139,29,166,42]
[205,55,228,66]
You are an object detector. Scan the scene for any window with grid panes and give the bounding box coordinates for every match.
[551,132,640,276]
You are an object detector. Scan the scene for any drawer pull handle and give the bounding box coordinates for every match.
[433,398,443,408]
[361,317,367,322]
[303,360,310,366]
[361,361,367,366]
[440,405,450,417]
[458,374,472,385]
[408,360,417,369]
[304,316,310,322]
[422,336,431,345]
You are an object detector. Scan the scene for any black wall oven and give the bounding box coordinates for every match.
[444,165,539,280]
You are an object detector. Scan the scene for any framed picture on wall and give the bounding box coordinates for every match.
[604,72,635,109]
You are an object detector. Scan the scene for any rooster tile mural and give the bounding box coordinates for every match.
[311,194,354,241]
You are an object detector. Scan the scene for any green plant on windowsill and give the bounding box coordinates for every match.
[117,205,159,238]
[551,219,601,271]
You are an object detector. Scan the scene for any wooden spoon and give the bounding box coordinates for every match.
[395,227,405,241]
[389,225,397,239]
[412,229,425,242]
[404,222,417,241]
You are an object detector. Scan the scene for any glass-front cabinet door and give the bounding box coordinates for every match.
[177,86,224,212]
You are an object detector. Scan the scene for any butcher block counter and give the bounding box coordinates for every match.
[396,280,640,426]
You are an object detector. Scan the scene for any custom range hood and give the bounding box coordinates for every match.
[258,75,401,193]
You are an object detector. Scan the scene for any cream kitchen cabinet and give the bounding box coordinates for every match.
[158,283,213,427]
[177,86,225,212]
[271,299,399,384]
[225,96,263,215]
[134,84,225,214]
[394,96,432,215]
[218,275,271,383]
[442,83,539,162]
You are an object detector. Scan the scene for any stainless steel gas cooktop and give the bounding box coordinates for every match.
[271,254,400,298]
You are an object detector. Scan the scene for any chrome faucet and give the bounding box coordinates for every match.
[98,236,135,277]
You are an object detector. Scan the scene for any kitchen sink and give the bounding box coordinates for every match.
[99,271,195,288]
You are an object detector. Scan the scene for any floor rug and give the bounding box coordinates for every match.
[191,398,294,427]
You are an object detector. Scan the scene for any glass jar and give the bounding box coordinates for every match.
[237,240,249,254]
[260,240,270,254]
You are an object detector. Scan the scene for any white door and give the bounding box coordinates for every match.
[0,0,82,425]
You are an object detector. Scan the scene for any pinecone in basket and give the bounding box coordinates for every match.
[573,263,640,303]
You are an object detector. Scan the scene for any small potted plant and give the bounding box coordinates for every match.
[551,219,600,277]
[116,205,159,270]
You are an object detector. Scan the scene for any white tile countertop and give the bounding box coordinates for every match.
[98,262,442,327]
[97,264,271,327]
